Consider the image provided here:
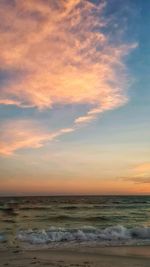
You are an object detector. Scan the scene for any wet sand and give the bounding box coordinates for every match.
[0,246,150,267]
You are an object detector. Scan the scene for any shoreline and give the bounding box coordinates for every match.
[0,245,150,267]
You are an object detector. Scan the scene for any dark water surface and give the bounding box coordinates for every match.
[0,195,150,246]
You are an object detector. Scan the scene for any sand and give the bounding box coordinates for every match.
[0,246,150,267]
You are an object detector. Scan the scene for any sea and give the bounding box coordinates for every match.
[0,195,150,248]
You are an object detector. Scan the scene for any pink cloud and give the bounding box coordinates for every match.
[75,115,94,124]
[0,0,136,110]
[0,0,137,155]
[0,120,75,156]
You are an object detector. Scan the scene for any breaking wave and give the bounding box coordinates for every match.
[17,225,150,245]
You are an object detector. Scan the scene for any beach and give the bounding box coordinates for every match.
[1,196,150,266]
[0,246,150,267]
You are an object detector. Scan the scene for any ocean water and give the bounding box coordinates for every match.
[0,195,150,247]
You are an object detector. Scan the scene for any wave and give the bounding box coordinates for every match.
[39,215,111,222]
[86,216,109,221]
[20,206,52,210]
[0,207,19,216]
[61,206,78,210]
[17,225,150,245]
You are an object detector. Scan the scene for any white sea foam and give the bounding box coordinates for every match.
[16,225,150,245]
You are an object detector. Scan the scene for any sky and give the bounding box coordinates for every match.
[0,0,150,196]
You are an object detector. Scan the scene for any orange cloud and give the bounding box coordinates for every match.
[0,120,75,156]
[0,99,21,106]
[0,0,136,110]
[119,162,150,185]
[134,163,150,173]
[0,0,137,155]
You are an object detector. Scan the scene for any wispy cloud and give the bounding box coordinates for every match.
[134,163,150,173]
[0,0,137,155]
[120,176,150,184]
[0,120,75,156]
[119,162,150,184]
[131,177,150,184]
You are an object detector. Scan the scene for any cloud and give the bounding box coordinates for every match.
[120,176,150,184]
[0,0,136,110]
[75,114,94,124]
[131,177,150,184]
[0,120,75,156]
[134,163,150,173]
[119,162,150,184]
[0,0,137,155]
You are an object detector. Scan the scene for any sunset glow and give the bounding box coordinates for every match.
[0,0,150,195]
